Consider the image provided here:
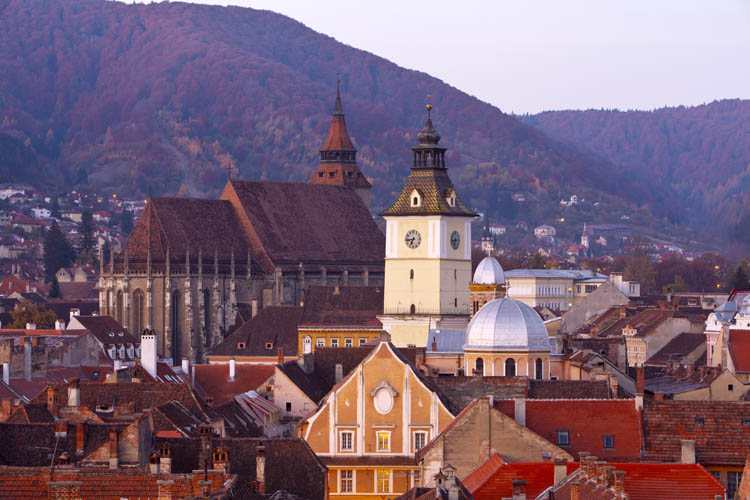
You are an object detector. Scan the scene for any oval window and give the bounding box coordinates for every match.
[374,388,394,414]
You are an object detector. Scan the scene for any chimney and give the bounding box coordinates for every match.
[554,458,568,485]
[570,480,580,500]
[199,480,212,498]
[54,420,68,438]
[296,353,314,375]
[199,425,212,471]
[681,439,696,464]
[149,452,159,474]
[47,481,83,500]
[156,480,174,500]
[108,429,119,469]
[228,358,236,381]
[335,362,343,384]
[514,397,526,426]
[159,443,172,474]
[618,304,627,319]
[141,329,158,380]
[604,466,616,489]
[635,366,644,411]
[256,445,266,494]
[113,359,122,371]
[191,366,196,388]
[614,470,626,495]
[541,451,552,462]
[578,452,590,476]
[251,299,258,318]
[181,358,189,374]
[24,339,31,381]
[69,308,80,322]
[76,422,85,455]
[67,379,80,408]
[26,322,36,330]
[511,479,527,500]
[595,460,606,484]
[213,446,229,474]
[277,348,284,365]
[55,319,65,331]
[432,337,437,352]
[2,362,8,385]
[586,456,598,478]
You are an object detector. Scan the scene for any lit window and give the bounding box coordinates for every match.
[376,431,390,452]
[345,338,353,347]
[414,431,427,452]
[331,338,339,347]
[557,430,570,446]
[603,435,614,449]
[340,470,353,493]
[377,469,391,493]
[316,338,325,347]
[340,431,353,452]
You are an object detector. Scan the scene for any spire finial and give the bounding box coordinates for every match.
[333,75,344,116]
[426,93,432,119]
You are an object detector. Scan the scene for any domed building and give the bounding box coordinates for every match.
[463,297,551,378]
[470,256,507,317]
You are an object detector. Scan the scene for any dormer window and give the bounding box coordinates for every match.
[410,189,422,208]
[237,342,246,350]
[265,342,273,350]
[445,189,456,207]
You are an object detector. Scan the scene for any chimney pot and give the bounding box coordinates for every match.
[604,466,616,489]
[554,457,568,485]
[681,439,696,464]
[76,422,85,455]
[335,362,344,384]
[2,362,8,386]
[595,460,607,484]
[277,348,284,365]
[570,480,581,500]
[229,358,236,381]
[514,397,526,426]
[614,470,626,494]
[108,429,118,469]
[251,299,258,318]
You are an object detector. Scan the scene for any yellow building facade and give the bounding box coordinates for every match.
[379,106,477,348]
[298,327,382,353]
[300,334,454,499]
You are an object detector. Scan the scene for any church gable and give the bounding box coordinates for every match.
[221,179,384,271]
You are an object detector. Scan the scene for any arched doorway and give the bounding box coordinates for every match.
[475,357,484,376]
[535,358,544,380]
[505,358,516,377]
[303,336,312,354]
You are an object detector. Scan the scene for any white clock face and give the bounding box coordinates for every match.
[405,229,422,249]
[450,230,460,250]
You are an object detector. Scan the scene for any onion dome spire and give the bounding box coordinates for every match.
[417,95,441,146]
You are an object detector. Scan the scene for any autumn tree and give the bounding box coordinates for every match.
[730,265,750,291]
[624,249,656,293]
[11,300,58,329]
[530,253,547,269]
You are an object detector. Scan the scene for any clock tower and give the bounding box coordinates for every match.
[379,103,477,348]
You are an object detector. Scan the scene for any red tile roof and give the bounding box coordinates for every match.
[192,364,274,405]
[300,285,382,327]
[494,399,642,461]
[552,462,724,500]
[463,454,579,500]
[643,400,750,467]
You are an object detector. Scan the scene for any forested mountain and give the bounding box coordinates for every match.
[0,0,708,241]
[520,100,750,236]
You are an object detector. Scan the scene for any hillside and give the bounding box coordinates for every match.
[0,0,674,239]
[520,100,750,237]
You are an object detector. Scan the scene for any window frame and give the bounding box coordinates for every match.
[376,469,391,494]
[557,430,570,446]
[330,338,339,347]
[603,434,615,449]
[344,338,353,347]
[339,431,354,452]
[359,338,367,346]
[340,469,354,493]
[413,430,428,452]
[316,337,325,347]
[376,430,391,452]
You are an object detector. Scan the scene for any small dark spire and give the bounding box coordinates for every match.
[417,95,441,146]
[333,77,344,116]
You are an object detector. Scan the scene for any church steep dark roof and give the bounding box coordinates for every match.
[123,197,250,264]
[222,179,383,270]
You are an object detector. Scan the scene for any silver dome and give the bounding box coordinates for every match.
[464,298,550,351]
[473,256,505,285]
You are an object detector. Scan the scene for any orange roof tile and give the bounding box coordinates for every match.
[463,456,579,500]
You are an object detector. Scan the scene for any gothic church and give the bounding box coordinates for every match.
[99,88,385,363]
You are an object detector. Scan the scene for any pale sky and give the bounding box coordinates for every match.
[162,1,750,113]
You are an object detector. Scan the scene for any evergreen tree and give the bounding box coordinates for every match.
[49,276,61,298]
[120,209,133,234]
[730,265,750,291]
[50,195,60,218]
[43,221,75,280]
[80,209,95,253]
[530,253,547,269]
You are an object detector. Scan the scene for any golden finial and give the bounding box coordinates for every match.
[426,93,432,119]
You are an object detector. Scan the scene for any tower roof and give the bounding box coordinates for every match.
[320,81,356,153]
[381,103,475,218]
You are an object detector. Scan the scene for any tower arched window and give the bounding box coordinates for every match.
[475,358,484,376]
[410,269,414,280]
[535,358,543,380]
[410,304,416,315]
[132,289,144,339]
[505,358,516,377]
